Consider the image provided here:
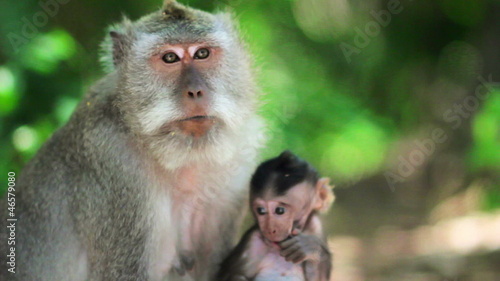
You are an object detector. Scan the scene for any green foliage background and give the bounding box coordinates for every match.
[0,0,498,209]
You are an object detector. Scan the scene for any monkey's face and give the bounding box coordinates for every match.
[126,34,254,137]
[252,182,316,243]
[113,10,259,169]
[146,43,223,138]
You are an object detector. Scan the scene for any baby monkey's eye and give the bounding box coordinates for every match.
[162,52,180,63]
[194,48,210,59]
[256,207,267,215]
[275,207,286,215]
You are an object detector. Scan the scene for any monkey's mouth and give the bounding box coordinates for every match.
[179,115,214,122]
[175,115,216,137]
[265,235,290,244]
[264,237,289,249]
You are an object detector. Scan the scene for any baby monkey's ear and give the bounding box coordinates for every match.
[315,177,335,213]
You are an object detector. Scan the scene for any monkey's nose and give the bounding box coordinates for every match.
[186,90,204,99]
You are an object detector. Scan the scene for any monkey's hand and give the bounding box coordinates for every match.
[279,233,326,264]
[170,250,195,276]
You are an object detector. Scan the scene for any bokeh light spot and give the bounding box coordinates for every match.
[12,126,39,153]
[320,118,389,182]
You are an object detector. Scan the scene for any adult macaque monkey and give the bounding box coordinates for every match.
[217,151,334,281]
[0,1,263,280]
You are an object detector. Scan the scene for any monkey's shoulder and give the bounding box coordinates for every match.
[17,73,135,193]
[61,73,133,153]
[73,73,122,127]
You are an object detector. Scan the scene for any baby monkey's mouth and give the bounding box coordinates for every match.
[267,234,292,245]
[264,236,292,250]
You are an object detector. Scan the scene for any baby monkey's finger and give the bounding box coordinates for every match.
[280,244,300,257]
[285,251,305,263]
[291,252,306,264]
[279,237,297,248]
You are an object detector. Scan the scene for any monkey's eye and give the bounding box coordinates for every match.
[194,48,210,60]
[275,207,286,215]
[162,52,180,63]
[256,207,267,215]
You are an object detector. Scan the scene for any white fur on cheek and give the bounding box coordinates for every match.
[211,93,246,130]
[138,99,182,135]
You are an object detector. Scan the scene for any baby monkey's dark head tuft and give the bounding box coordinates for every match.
[251,150,319,197]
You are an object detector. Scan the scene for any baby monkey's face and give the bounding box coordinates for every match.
[252,182,316,243]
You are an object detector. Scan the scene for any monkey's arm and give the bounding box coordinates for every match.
[217,225,262,281]
[279,215,332,281]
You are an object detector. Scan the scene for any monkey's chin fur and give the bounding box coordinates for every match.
[148,115,265,171]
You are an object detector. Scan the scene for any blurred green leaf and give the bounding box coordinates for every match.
[0,66,20,115]
[470,89,500,170]
[21,29,77,74]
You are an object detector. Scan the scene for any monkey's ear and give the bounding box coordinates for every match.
[109,31,127,67]
[315,177,335,213]
[100,17,134,72]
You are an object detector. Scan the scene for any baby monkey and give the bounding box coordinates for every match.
[218,151,334,281]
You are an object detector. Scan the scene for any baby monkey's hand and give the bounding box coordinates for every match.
[279,230,324,264]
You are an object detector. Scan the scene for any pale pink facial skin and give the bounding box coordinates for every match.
[252,182,317,243]
[150,43,222,137]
